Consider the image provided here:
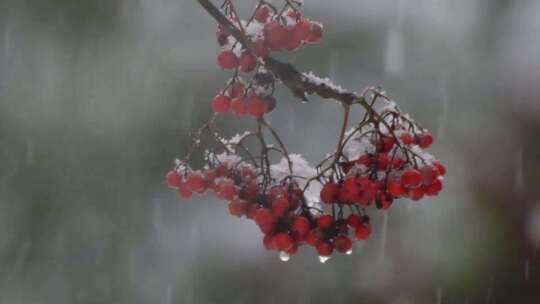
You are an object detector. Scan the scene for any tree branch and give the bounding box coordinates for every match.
[197,0,364,106]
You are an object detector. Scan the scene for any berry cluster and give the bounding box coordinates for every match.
[168,0,447,262]
[166,151,371,262]
[212,0,322,117]
[211,85,276,118]
[320,105,447,210]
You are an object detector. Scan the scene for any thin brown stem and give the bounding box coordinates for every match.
[260,118,293,174]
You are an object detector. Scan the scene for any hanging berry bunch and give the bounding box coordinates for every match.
[212,0,323,117]
[166,0,447,263]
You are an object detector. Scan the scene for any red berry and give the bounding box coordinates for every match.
[263,234,276,250]
[388,180,406,197]
[343,176,358,192]
[186,174,206,193]
[400,133,414,145]
[285,39,303,52]
[271,198,290,217]
[240,166,256,181]
[291,216,311,238]
[215,163,230,177]
[378,136,395,153]
[346,214,362,228]
[254,5,270,23]
[291,20,311,43]
[269,186,287,201]
[356,154,372,166]
[258,222,275,235]
[177,184,192,198]
[231,97,248,116]
[316,241,333,256]
[228,199,247,217]
[166,170,182,188]
[217,181,237,200]
[421,165,439,185]
[287,184,303,201]
[433,160,446,176]
[339,178,358,203]
[239,52,257,73]
[246,203,259,219]
[285,27,303,51]
[355,176,377,206]
[212,95,231,113]
[287,9,299,19]
[320,182,339,204]
[306,229,323,246]
[254,208,274,227]
[203,170,216,189]
[274,233,295,251]
[217,50,238,69]
[288,198,301,210]
[264,21,290,51]
[401,169,422,188]
[317,215,334,230]
[425,179,443,196]
[377,192,393,210]
[241,181,258,200]
[376,153,389,170]
[408,187,425,200]
[204,169,216,181]
[356,192,375,207]
[391,157,404,169]
[355,223,372,240]
[306,21,323,43]
[340,161,355,174]
[356,175,371,188]
[253,39,270,58]
[334,236,352,253]
[247,95,267,117]
[228,82,245,98]
[419,132,434,148]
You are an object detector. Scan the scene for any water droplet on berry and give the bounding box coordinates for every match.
[318,255,330,263]
[346,249,353,255]
[279,251,290,262]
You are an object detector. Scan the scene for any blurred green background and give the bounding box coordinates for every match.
[1,0,539,303]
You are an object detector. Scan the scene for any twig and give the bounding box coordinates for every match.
[197,0,367,107]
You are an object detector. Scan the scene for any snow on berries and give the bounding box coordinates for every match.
[168,0,447,263]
